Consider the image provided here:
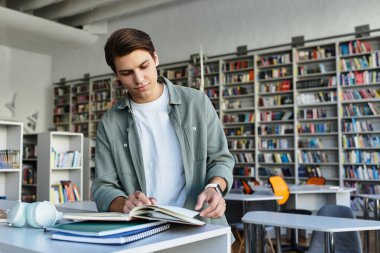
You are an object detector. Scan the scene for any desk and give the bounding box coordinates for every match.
[242,211,380,253]
[0,201,231,253]
[225,193,282,253]
[356,194,380,253]
[287,185,355,212]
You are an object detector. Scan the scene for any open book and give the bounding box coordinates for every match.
[63,205,205,226]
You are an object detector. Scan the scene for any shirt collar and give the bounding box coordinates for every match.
[116,76,181,110]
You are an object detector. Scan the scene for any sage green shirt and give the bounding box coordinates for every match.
[91,77,234,226]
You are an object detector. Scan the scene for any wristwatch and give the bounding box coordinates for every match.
[205,183,223,196]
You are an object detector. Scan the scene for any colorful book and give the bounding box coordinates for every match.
[50,223,170,244]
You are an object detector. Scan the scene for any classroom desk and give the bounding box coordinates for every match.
[0,201,231,253]
[287,185,355,212]
[355,194,380,253]
[225,193,282,253]
[242,211,380,253]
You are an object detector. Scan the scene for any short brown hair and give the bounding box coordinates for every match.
[104,28,155,73]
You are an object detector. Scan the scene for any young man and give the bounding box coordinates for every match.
[91,28,234,225]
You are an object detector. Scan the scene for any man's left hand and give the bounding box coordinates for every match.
[194,188,226,218]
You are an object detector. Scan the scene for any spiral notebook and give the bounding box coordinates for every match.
[51,223,170,244]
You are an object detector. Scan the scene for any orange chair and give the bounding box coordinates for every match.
[269,176,312,253]
[306,176,326,185]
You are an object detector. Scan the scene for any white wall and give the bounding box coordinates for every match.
[51,0,380,81]
[0,46,52,133]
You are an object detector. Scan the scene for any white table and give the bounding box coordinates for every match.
[355,194,380,253]
[287,185,355,211]
[0,201,231,253]
[225,193,282,253]
[242,211,380,253]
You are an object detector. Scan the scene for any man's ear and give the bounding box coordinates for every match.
[154,51,159,66]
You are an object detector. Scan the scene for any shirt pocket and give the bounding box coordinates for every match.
[184,125,206,161]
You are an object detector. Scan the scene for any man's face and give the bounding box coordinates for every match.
[114,49,160,103]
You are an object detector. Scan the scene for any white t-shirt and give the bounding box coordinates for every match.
[130,85,186,207]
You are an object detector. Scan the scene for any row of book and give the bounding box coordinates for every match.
[91,111,106,121]
[340,70,380,86]
[258,166,293,177]
[342,135,380,148]
[223,59,253,71]
[341,89,380,101]
[342,103,380,117]
[297,151,330,164]
[51,149,81,168]
[296,91,337,105]
[225,100,241,110]
[223,86,251,96]
[228,139,254,150]
[164,68,187,79]
[71,84,89,94]
[346,182,380,196]
[258,68,291,80]
[73,124,88,135]
[258,95,293,107]
[298,166,322,178]
[91,101,112,112]
[345,165,380,180]
[340,40,372,56]
[259,139,291,149]
[72,113,89,122]
[343,150,380,164]
[298,108,332,120]
[342,119,375,133]
[297,76,337,90]
[223,113,254,123]
[23,144,36,159]
[92,79,111,91]
[0,150,20,169]
[72,104,89,113]
[339,53,380,71]
[296,47,335,61]
[204,88,219,99]
[54,97,70,106]
[260,111,293,122]
[297,62,331,76]
[233,152,254,163]
[22,164,36,185]
[297,123,333,134]
[234,166,255,177]
[260,80,291,93]
[21,192,36,203]
[53,106,70,115]
[257,53,291,67]
[298,138,323,148]
[54,87,70,97]
[91,91,110,101]
[258,124,293,135]
[51,181,81,204]
[258,153,293,163]
[204,76,219,86]
[224,126,254,137]
[72,95,89,104]
[224,71,254,84]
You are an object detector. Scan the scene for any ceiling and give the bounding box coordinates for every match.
[0,0,180,53]
[4,0,179,30]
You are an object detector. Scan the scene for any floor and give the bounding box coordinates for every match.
[232,230,378,253]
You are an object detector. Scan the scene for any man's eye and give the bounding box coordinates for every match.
[121,72,131,76]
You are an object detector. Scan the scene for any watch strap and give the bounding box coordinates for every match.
[205,183,223,196]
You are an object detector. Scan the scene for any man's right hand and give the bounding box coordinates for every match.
[109,191,157,213]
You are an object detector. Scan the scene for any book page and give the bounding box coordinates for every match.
[63,212,132,221]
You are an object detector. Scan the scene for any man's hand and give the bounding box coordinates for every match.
[194,188,226,218]
[123,191,157,213]
[109,191,157,213]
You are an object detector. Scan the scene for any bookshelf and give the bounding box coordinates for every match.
[256,49,295,182]
[22,133,38,202]
[220,55,256,188]
[71,80,90,137]
[158,62,191,87]
[53,84,71,131]
[294,43,339,185]
[0,121,23,201]
[37,131,83,203]
[338,37,380,196]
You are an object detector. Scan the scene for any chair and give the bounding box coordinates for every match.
[306,177,326,185]
[307,204,363,253]
[269,176,312,253]
[225,189,276,253]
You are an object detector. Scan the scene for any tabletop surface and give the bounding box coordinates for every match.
[242,211,380,232]
[288,185,356,194]
[355,194,380,200]
[225,193,282,201]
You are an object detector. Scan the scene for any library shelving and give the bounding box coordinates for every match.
[294,43,339,184]
[158,62,191,87]
[338,36,380,196]
[256,49,295,182]
[22,133,38,202]
[220,55,256,188]
[71,80,90,137]
[0,121,23,201]
[53,84,71,131]
[37,131,83,203]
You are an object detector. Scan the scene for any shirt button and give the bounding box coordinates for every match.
[193,126,197,131]
[123,143,128,148]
